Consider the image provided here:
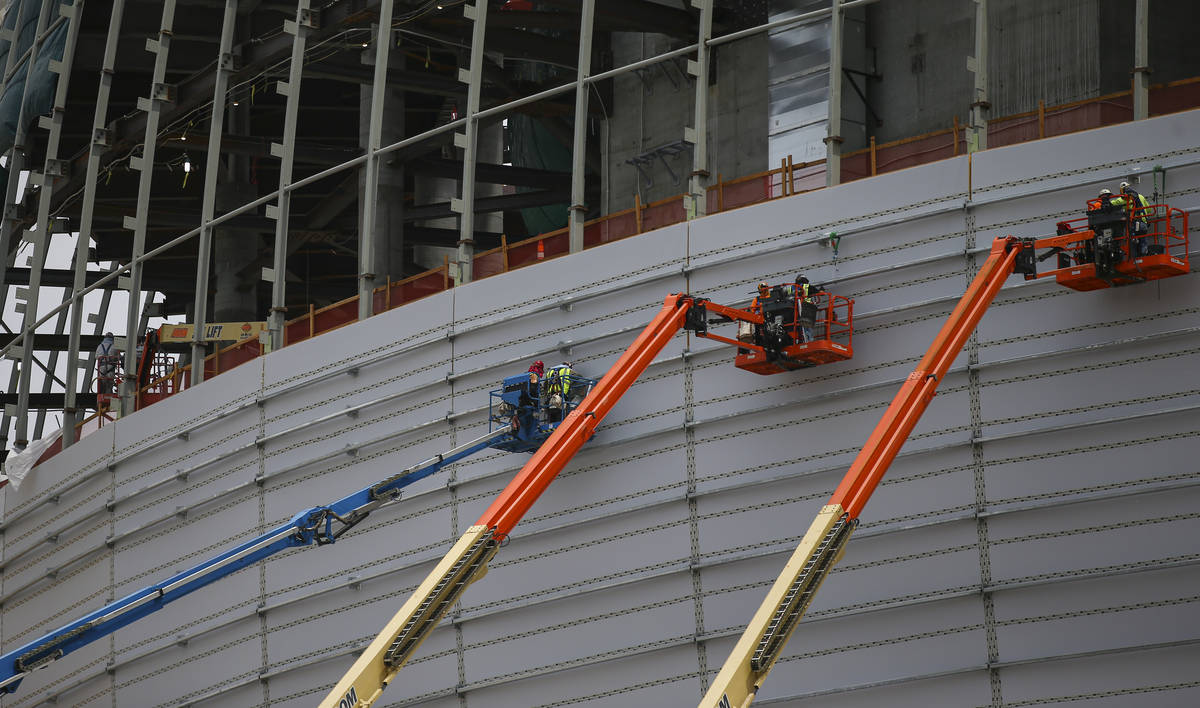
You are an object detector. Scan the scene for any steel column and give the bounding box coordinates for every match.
[25,0,86,441]
[1133,0,1149,121]
[358,0,395,319]
[968,0,989,152]
[191,0,239,384]
[825,0,844,187]
[686,0,713,218]
[120,0,177,415]
[568,0,596,251]
[11,0,61,448]
[0,0,29,321]
[453,0,489,285]
[0,0,29,448]
[266,0,312,350]
[65,0,125,444]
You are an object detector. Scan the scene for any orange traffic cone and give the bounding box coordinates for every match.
[536,240,545,260]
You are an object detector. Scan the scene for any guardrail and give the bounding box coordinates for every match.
[34,74,1200,468]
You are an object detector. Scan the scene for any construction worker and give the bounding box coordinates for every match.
[740,282,771,350]
[526,359,544,402]
[1118,181,1152,255]
[1088,189,1128,277]
[752,282,770,310]
[545,362,574,421]
[790,275,823,343]
[95,332,120,397]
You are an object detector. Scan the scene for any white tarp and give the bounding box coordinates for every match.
[2,428,60,491]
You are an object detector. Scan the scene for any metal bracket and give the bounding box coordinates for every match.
[624,139,691,188]
[45,159,70,178]
[152,82,176,103]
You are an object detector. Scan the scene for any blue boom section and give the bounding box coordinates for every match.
[0,427,508,695]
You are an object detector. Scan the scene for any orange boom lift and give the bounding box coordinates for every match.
[320,285,855,707]
[702,197,1189,708]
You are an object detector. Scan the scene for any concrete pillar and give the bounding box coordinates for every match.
[213,183,260,322]
[213,103,257,323]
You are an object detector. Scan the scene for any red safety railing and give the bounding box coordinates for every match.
[43,74,1200,463]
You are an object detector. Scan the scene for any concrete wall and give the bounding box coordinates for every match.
[4,108,1200,708]
[865,0,977,144]
[602,31,768,213]
[867,0,1200,145]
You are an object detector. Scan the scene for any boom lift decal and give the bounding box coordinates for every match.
[702,201,1190,708]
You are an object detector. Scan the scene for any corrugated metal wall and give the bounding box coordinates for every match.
[3,109,1200,708]
[767,0,831,165]
[989,0,1100,117]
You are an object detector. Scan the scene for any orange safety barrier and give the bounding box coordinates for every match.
[43,74,1200,464]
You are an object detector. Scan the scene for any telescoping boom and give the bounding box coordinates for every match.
[320,293,708,708]
[700,207,1191,708]
[0,428,511,696]
[701,237,1033,708]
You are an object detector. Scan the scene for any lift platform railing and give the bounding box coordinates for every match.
[1051,203,1189,266]
[812,291,854,347]
[487,375,599,438]
[1035,203,1189,291]
[0,427,510,696]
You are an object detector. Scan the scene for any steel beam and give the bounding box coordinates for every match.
[11,0,60,449]
[191,0,238,385]
[24,0,86,442]
[568,0,596,252]
[358,0,395,320]
[120,0,178,415]
[968,0,989,152]
[687,0,713,217]
[266,0,312,350]
[825,0,844,186]
[453,0,489,285]
[0,0,30,451]
[0,0,27,315]
[65,0,126,445]
[1133,0,1149,121]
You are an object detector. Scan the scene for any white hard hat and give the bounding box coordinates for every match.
[1119,181,1131,190]
[1099,188,1112,196]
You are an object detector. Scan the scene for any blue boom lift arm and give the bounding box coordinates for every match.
[0,427,510,695]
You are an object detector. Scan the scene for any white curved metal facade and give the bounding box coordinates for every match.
[3,109,1200,708]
